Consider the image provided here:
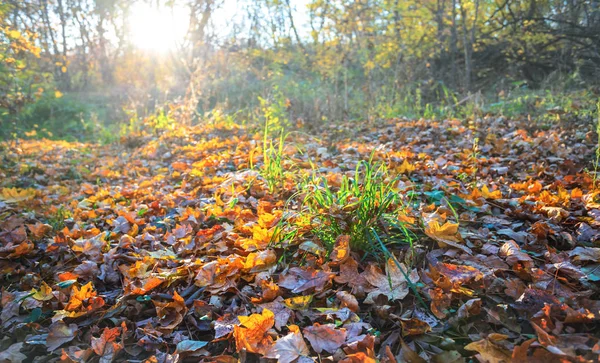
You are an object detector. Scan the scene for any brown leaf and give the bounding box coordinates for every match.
[303,323,347,354]
[464,335,511,363]
[336,291,359,312]
[91,327,122,361]
[397,339,426,363]
[400,318,432,336]
[46,321,78,351]
[424,219,472,254]
[279,267,333,293]
[153,291,187,332]
[330,235,350,266]
[570,246,600,263]
[335,257,368,294]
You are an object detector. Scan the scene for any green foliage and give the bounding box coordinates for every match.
[282,158,412,255]
[0,92,115,143]
[257,91,291,194]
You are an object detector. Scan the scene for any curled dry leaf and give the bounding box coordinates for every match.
[336,291,359,312]
[330,235,351,266]
[153,291,187,333]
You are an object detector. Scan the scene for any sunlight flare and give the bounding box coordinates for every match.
[128,2,189,52]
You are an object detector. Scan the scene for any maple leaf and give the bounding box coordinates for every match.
[481,185,502,199]
[234,308,275,354]
[46,321,78,351]
[243,249,277,272]
[265,326,310,363]
[303,323,347,354]
[398,159,416,174]
[362,258,418,304]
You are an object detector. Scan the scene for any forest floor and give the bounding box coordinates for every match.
[1,115,600,362]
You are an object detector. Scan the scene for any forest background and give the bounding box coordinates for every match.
[2,0,600,140]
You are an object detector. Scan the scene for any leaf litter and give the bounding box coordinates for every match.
[0,115,600,362]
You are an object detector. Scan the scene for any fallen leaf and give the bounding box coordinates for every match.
[46,321,78,351]
[303,323,347,354]
[279,267,333,293]
[265,326,310,363]
[464,335,511,363]
[234,308,275,354]
[362,258,418,304]
[424,220,472,254]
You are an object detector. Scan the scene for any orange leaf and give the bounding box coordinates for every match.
[66,282,96,311]
[234,308,275,354]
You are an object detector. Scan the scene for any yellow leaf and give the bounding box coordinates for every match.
[284,295,313,310]
[8,30,21,39]
[424,220,472,254]
[32,282,54,301]
[61,66,67,73]
[55,90,63,98]
[398,159,416,174]
[0,188,36,203]
[481,185,501,199]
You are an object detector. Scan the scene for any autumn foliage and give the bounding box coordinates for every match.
[1,114,600,362]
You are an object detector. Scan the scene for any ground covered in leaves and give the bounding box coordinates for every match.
[1,116,600,362]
